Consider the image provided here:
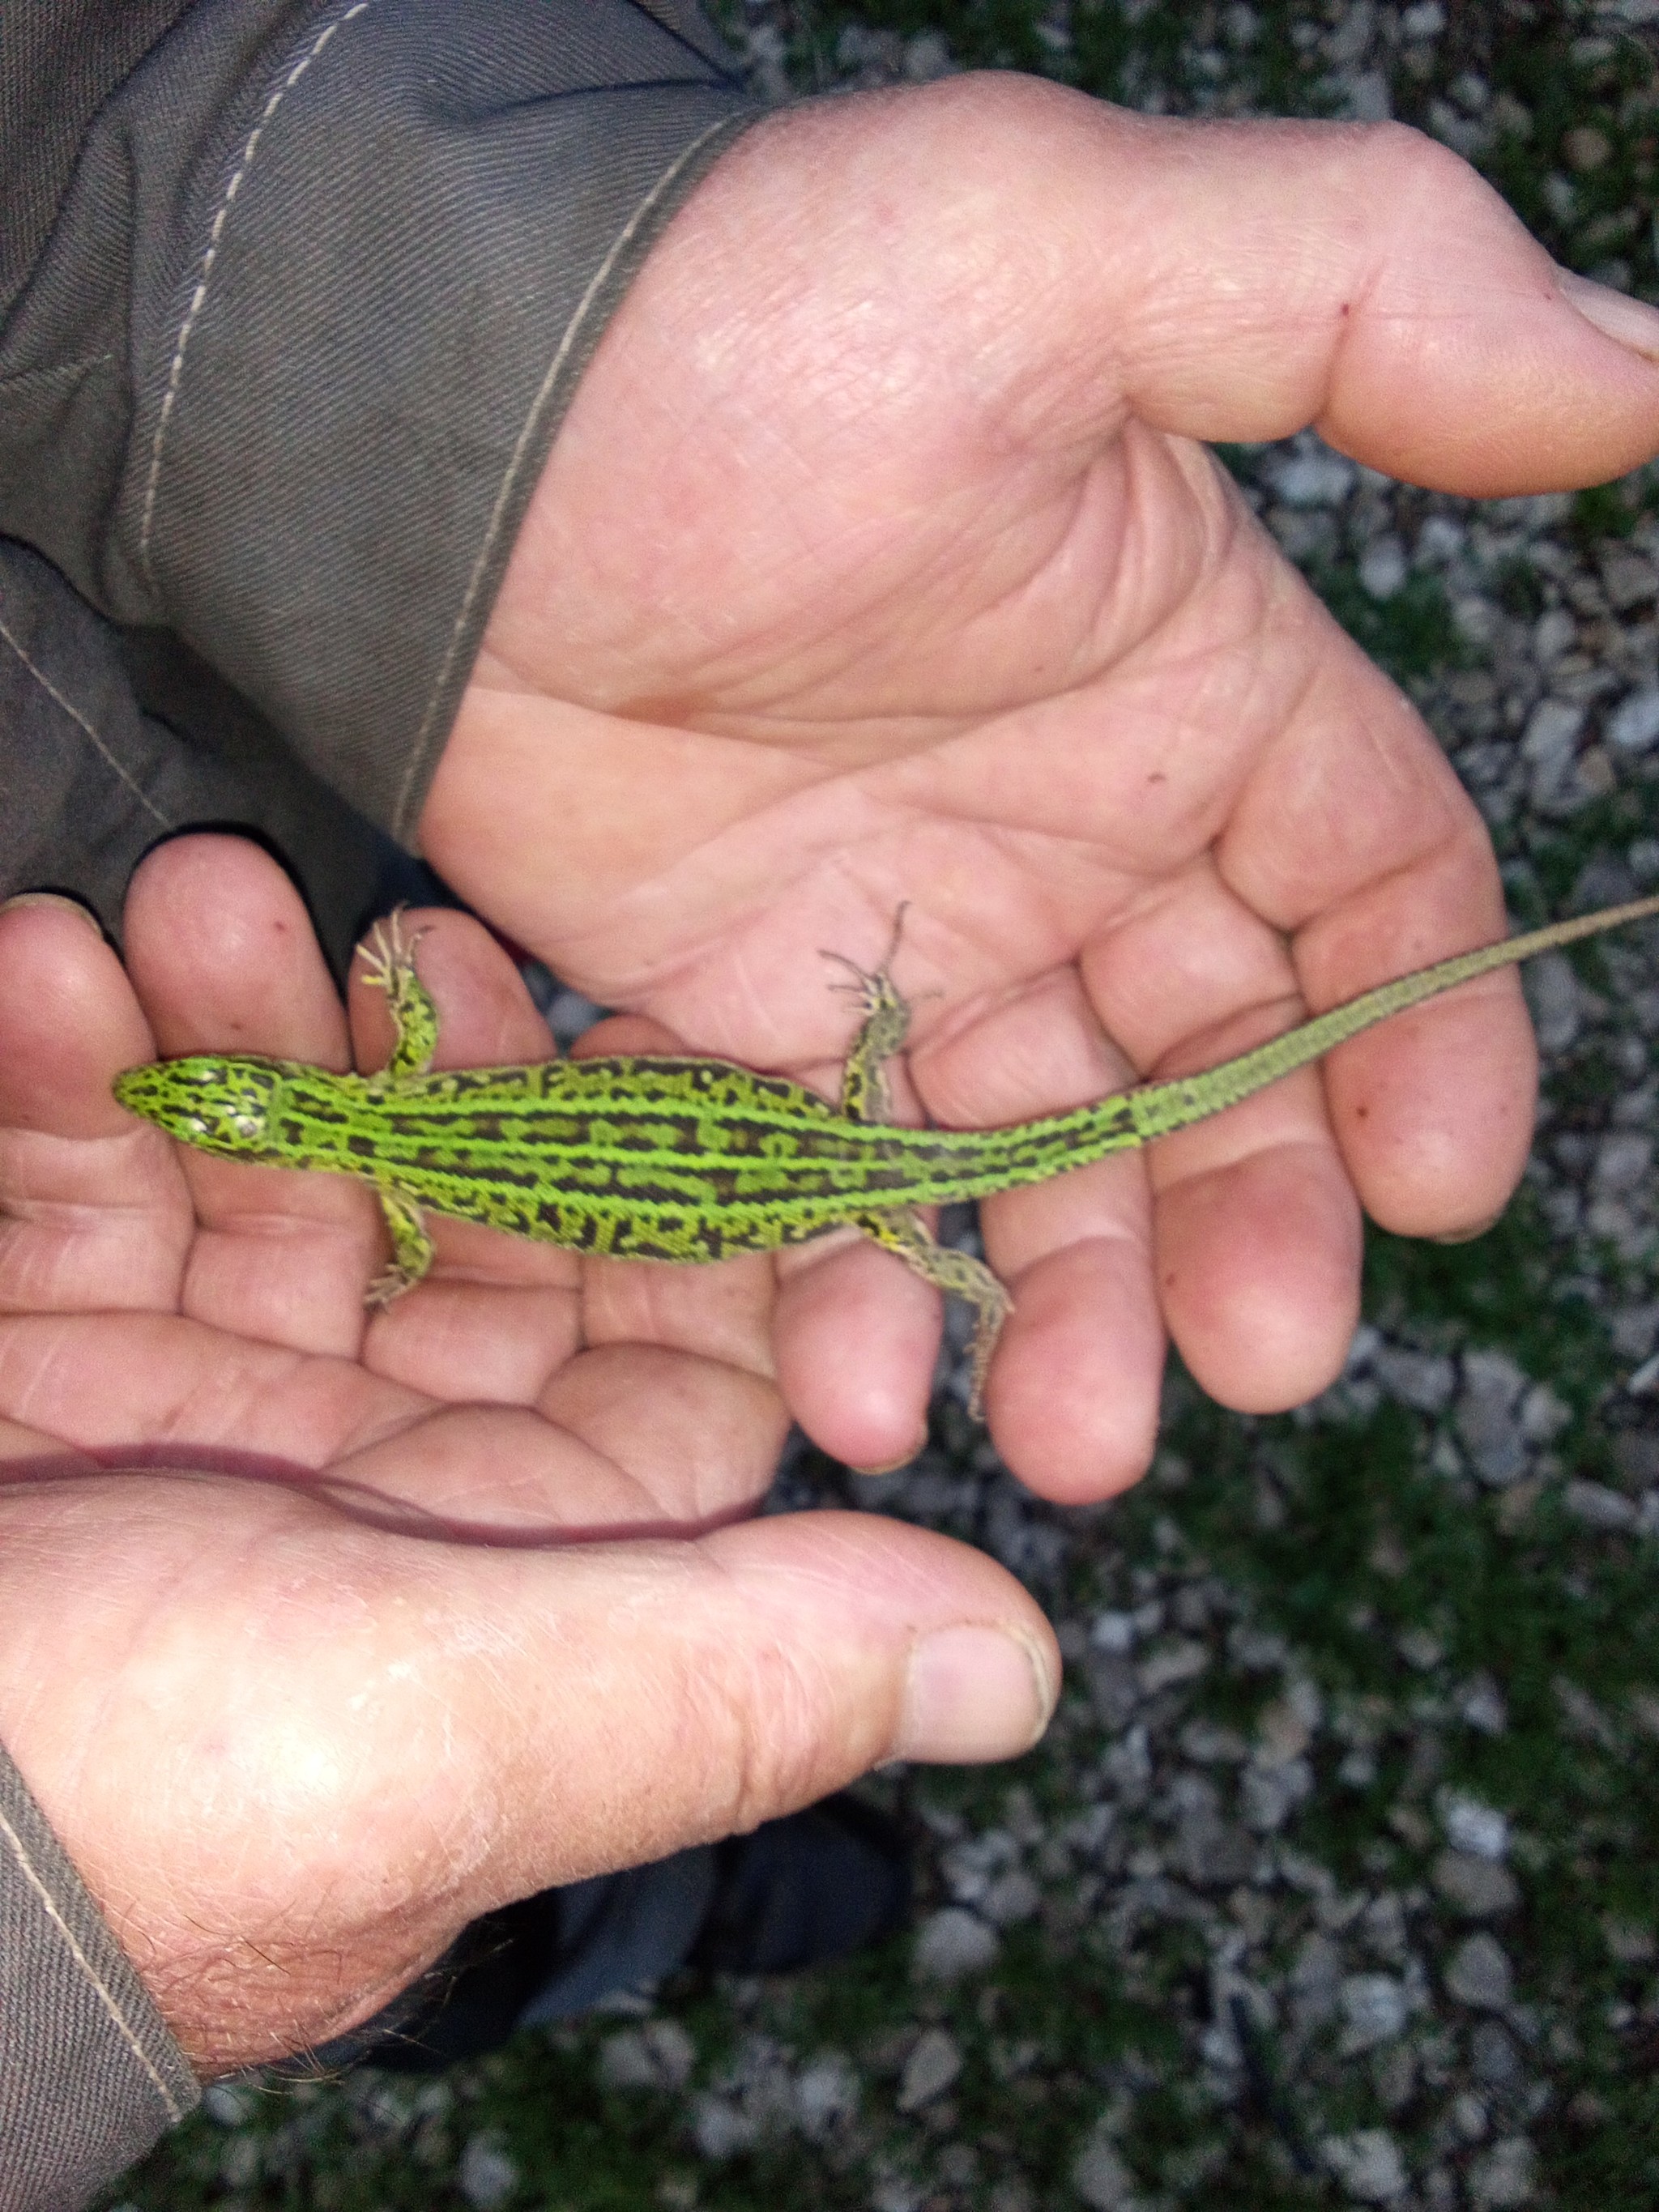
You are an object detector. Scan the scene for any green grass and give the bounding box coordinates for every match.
[1304,562,1472,687]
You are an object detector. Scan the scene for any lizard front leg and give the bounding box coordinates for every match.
[356,911,441,1302]
[357,910,440,1080]
[822,905,918,1123]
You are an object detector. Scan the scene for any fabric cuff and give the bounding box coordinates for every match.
[0,1735,199,2210]
[111,0,761,842]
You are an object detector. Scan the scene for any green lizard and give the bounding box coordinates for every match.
[113,894,1659,1415]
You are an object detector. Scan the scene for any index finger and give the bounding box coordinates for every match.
[0,893,191,1314]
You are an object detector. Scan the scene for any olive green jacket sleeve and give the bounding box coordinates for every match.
[0,5,763,2201]
[0,0,763,879]
[0,1739,199,2210]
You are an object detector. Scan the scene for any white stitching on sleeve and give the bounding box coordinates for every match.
[0,1800,190,2124]
[393,113,747,837]
[0,610,174,829]
[136,1,373,586]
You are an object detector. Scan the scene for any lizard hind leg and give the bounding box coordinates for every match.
[366,1185,436,1307]
[855,1204,1011,1422]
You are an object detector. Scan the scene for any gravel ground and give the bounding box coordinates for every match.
[108,6,1659,2209]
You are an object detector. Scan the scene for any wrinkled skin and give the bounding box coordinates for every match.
[3,80,1658,2074]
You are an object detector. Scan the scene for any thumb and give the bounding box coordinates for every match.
[454,1509,1060,1901]
[695,78,1659,497]
[0,1477,1056,2071]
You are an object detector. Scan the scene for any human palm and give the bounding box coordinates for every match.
[0,861,1057,2072]
[429,81,1659,1484]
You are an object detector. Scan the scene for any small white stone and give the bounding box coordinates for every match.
[1594,1132,1653,1195]
[1458,1675,1510,1736]
[1555,1677,1618,1749]
[1564,123,1610,169]
[1439,1792,1510,1861]
[1324,2,1375,67]
[1241,1756,1313,1833]
[940,1829,1017,1904]
[1254,1674,1322,1764]
[1520,697,1585,765]
[202,2084,255,2127]
[1345,1320,1383,1375]
[1606,686,1659,753]
[1451,591,1499,647]
[1227,1624,1290,1672]
[1434,1851,1520,1920]
[903,30,956,79]
[1340,1973,1410,2052]
[1446,1933,1515,2010]
[219,2137,260,2190]
[597,2018,697,2094]
[1071,2127,1145,2210]
[869,2173,925,2212]
[1467,2135,1537,2208]
[1359,536,1408,600]
[1519,1383,1571,1444]
[1563,1480,1638,1532]
[1346,67,1392,122]
[1531,607,1579,665]
[1418,514,1467,564]
[1604,1916,1658,1963]
[794,2052,859,2137]
[1288,1931,1343,2027]
[1373,1345,1456,1413]
[1268,450,1357,508]
[1457,1349,1533,1490]
[1524,951,1582,1053]
[897,2026,962,2112]
[1320,2126,1409,2202]
[1090,1609,1137,1654]
[1601,547,1657,610]
[979,1868,1043,1926]
[691,2093,757,2162]
[912,1907,1000,1983]
[458,2133,519,2211]
[1453,2091,1491,2141]
[1397,1626,1445,1672]
[1472,2018,1523,2088]
[987,2181,1038,2212]
[1136,1638,1209,1694]
[1252,1690,1312,1768]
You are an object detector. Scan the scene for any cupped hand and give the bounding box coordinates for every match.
[424,79,1659,1492]
[0,842,1058,2075]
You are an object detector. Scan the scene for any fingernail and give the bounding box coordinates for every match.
[0,892,104,934]
[849,1436,928,1479]
[1431,1210,1503,1247]
[895,1625,1056,1763]
[1557,270,1659,363]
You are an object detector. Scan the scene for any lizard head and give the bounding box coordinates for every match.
[113,1055,288,1161]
